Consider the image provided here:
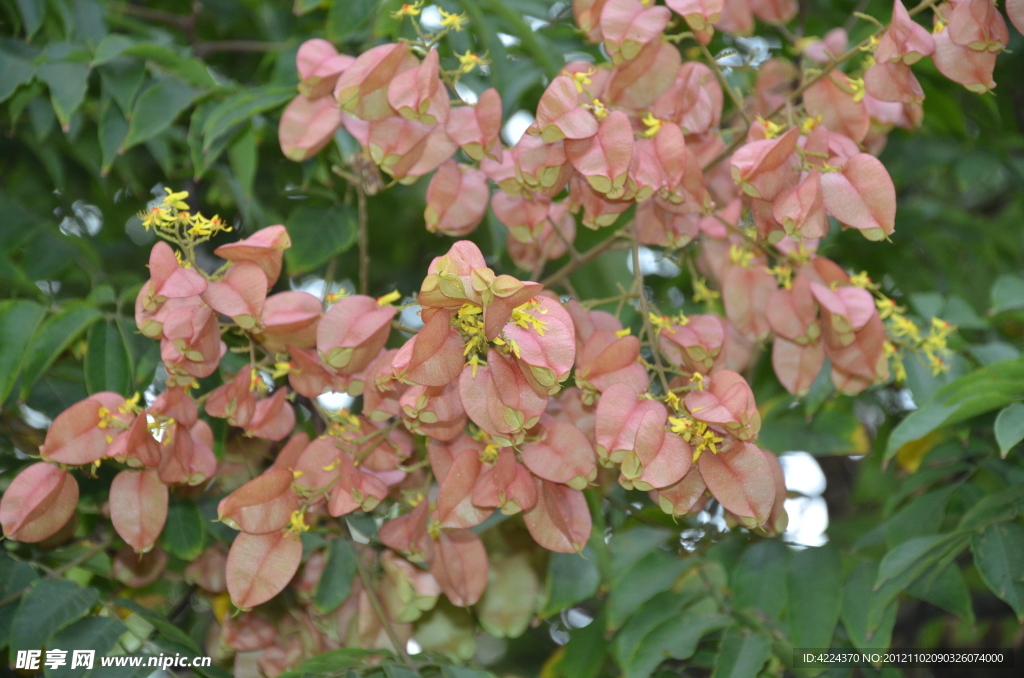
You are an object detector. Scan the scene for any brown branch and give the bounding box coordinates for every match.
[699,41,751,127]
[353,549,412,664]
[631,227,671,395]
[541,227,630,289]
[357,183,370,296]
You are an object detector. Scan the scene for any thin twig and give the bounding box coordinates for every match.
[541,228,630,288]
[631,227,671,395]
[353,549,412,664]
[0,536,113,608]
[356,183,370,296]
[698,42,751,127]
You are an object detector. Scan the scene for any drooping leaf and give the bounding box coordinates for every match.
[0,47,36,103]
[972,521,1024,621]
[314,539,357,614]
[787,544,842,653]
[84,320,132,396]
[732,540,789,620]
[0,299,46,403]
[37,59,90,128]
[284,204,358,274]
[19,303,102,399]
[994,403,1024,458]
[161,499,206,560]
[990,274,1024,314]
[46,617,128,678]
[906,562,974,623]
[841,562,896,652]
[711,627,772,678]
[122,78,202,152]
[540,547,600,617]
[201,84,295,151]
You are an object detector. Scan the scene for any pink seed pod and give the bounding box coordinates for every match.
[523,478,591,553]
[773,337,825,397]
[512,132,573,198]
[429,528,489,606]
[876,0,935,64]
[107,411,162,468]
[286,346,343,399]
[278,95,345,162]
[535,75,600,143]
[491,190,552,243]
[435,447,493,529]
[296,39,354,100]
[606,40,682,110]
[801,27,848,63]
[595,383,659,464]
[380,550,442,623]
[202,261,268,331]
[864,60,925,105]
[156,420,217,486]
[386,48,449,126]
[722,263,777,341]
[446,87,503,161]
[291,436,341,498]
[565,109,633,197]
[653,62,723,135]
[218,468,300,534]
[820,153,896,241]
[660,314,727,374]
[569,174,632,229]
[522,421,598,490]
[472,448,539,516]
[184,542,229,593]
[716,0,754,35]
[804,73,870,143]
[150,387,199,428]
[205,367,259,428]
[425,160,489,237]
[244,388,296,442]
[500,295,576,394]
[697,440,775,527]
[766,273,821,344]
[573,0,611,42]
[825,313,889,394]
[772,168,829,240]
[255,291,322,353]
[459,349,549,447]
[160,305,224,383]
[507,200,577,272]
[470,270,545,341]
[617,403,691,492]
[653,467,709,518]
[40,392,132,465]
[574,330,648,403]
[685,369,761,441]
[214,225,291,287]
[317,294,396,374]
[1008,0,1024,36]
[600,0,672,63]
[366,116,458,183]
[0,462,79,543]
[418,241,488,317]
[392,311,465,388]
[138,241,208,311]
[730,128,800,200]
[666,0,724,42]
[328,453,389,517]
[931,23,997,94]
[109,468,168,553]
[334,42,419,121]
[226,530,304,610]
[749,0,798,24]
[947,0,1009,53]
[400,381,467,442]
[380,500,433,563]
[811,281,876,348]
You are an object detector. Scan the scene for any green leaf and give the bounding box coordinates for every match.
[161,500,206,560]
[92,38,215,88]
[907,562,974,623]
[99,97,129,173]
[0,47,36,103]
[732,540,789,620]
[383,666,419,678]
[122,78,202,152]
[201,84,294,151]
[884,487,954,548]
[875,532,968,589]
[995,403,1024,458]
[84,320,132,396]
[19,303,102,399]
[16,0,45,39]
[607,549,687,631]
[0,555,40,651]
[759,398,870,457]
[958,485,1024,531]
[841,562,896,652]
[884,358,1024,461]
[711,627,772,678]
[228,124,258,199]
[10,581,98,652]
[440,665,495,678]
[113,598,201,653]
[615,594,727,678]
[284,204,358,274]
[46,617,128,678]
[37,59,90,129]
[540,547,600,617]
[0,299,46,403]
[97,58,146,117]
[990,274,1024,314]
[290,648,394,675]
[972,521,1024,621]
[314,539,357,614]
[326,0,379,41]
[787,544,842,651]
[559,608,609,678]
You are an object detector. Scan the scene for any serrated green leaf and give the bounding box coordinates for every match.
[19,303,102,399]
[201,84,294,151]
[84,320,132,396]
[122,78,201,152]
[541,547,599,618]
[46,617,128,678]
[0,299,46,403]
[161,500,206,560]
[711,627,772,678]
[284,204,358,274]
[972,521,1024,621]
[314,539,357,614]
[10,581,98,652]
[994,403,1024,458]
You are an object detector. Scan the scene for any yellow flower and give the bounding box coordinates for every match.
[390,0,424,19]
[641,112,663,137]
[728,244,754,268]
[456,50,489,74]
[760,117,786,140]
[589,99,609,120]
[162,188,190,211]
[271,361,292,380]
[439,8,469,31]
[614,327,632,337]
[800,115,823,133]
[692,277,720,304]
[377,289,402,306]
[568,68,595,93]
[768,265,793,290]
[287,510,310,534]
[848,77,866,103]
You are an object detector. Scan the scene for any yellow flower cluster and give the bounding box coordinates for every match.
[668,415,724,462]
[138,189,232,242]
